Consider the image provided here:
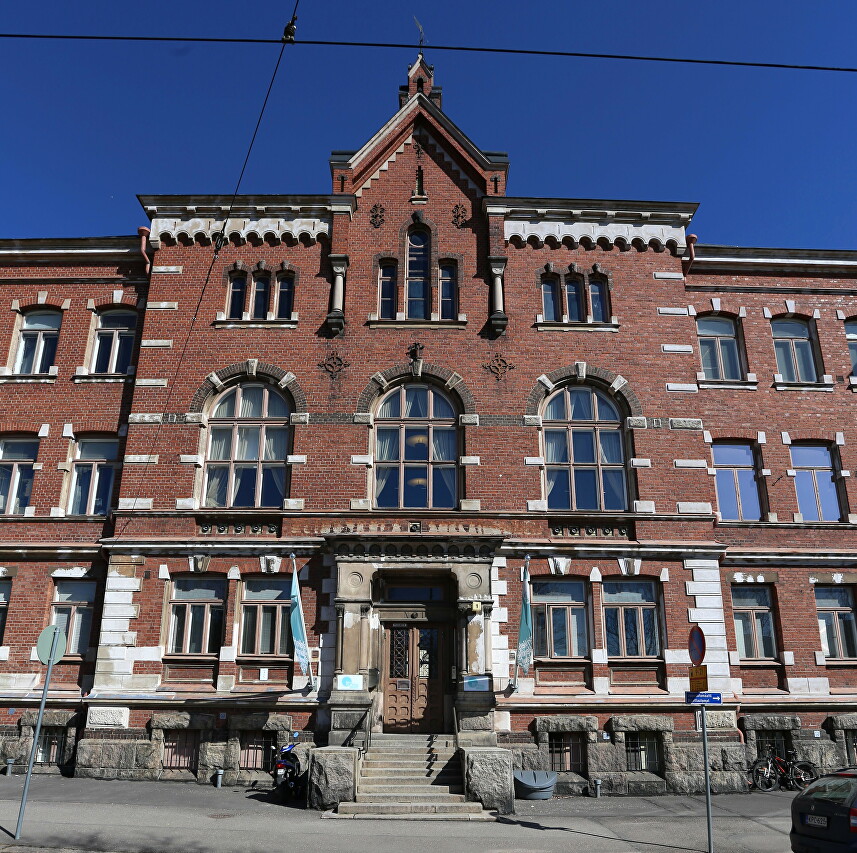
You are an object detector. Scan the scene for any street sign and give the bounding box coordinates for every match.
[688,625,706,666]
[689,664,708,692]
[36,626,65,666]
[685,691,722,705]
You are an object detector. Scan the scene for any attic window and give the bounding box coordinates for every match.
[416,77,424,93]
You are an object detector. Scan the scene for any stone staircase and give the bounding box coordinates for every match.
[335,734,493,820]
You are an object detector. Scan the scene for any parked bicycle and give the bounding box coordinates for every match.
[751,748,818,791]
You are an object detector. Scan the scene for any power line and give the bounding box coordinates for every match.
[1,32,856,74]
[114,20,295,538]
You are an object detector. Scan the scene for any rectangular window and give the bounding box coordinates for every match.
[163,729,199,771]
[252,276,270,319]
[732,585,777,659]
[542,279,561,322]
[791,444,843,522]
[565,280,584,322]
[379,264,397,320]
[52,580,96,655]
[69,439,118,516]
[240,579,291,656]
[228,277,247,319]
[168,578,226,656]
[756,730,789,760]
[532,580,588,658]
[35,727,67,765]
[712,442,763,521]
[548,732,587,774]
[276,276,295,320]
[0,438,38,516]
[816,586,857,659]
[239,731,277,771]
[603,581,661,658]
[589,280,608,323]
[16,312,61,374]
[439,264,457,320]
[626,732,661,772]
[0,580,11,644]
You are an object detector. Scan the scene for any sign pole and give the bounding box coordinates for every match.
[15,625,61,840]
[701,703,714,853]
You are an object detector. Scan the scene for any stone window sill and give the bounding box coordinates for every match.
[72,374,133,384]
[718,520,857,528]
[734,658,781,667]
[697,379,758,391]
[772,377,834,391]
[0,374,57,384]
[534,320,619,333]
[819,658,857,667]
[212,319,297,329]
[366,318,467,329]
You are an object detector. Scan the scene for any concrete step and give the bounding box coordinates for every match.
[358,784,464,795]
[326,812,497,821]
[360,770,461,782]
[365,746,456,754]
[356,792,466,803]
[338,802,483,816]
[362,757,459,766]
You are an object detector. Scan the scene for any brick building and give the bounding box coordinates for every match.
[0,56,856,803]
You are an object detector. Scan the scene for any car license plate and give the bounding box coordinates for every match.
[804,814,828,828]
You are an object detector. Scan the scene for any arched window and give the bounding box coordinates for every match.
[439,262,457,320]
[542,386,627,511]
[406,230,430,319]
[15,310,61,374]
[204,384,291,508]
[92,310,137,374]
[227,274,247,319]
[374,384,458,509]
[772,318,819,383]
[540,274,610,324]
[697,315,743,381]
[378,262,398,320]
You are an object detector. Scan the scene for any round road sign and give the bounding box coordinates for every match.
[688,625,706,666]
[36,626,66,665]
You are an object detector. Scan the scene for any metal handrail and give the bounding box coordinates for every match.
[363,693,377,756]
[452,704,460,752]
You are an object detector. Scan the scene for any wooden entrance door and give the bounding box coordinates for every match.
[383,623,449,733]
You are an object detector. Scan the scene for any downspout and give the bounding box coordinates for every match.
[137,226,152,275]
[681,233,698,275]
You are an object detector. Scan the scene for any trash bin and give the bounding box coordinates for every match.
[513,770,557,799]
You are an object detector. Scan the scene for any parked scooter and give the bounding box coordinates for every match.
[271,732,304,801]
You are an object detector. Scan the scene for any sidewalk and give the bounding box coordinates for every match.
[0,774,796,853]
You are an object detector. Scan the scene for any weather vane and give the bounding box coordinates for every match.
[413,16,426,50]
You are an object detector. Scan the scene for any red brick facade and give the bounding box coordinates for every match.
[0,57,855,792]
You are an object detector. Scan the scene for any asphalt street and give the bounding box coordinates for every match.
[0,775,796,853]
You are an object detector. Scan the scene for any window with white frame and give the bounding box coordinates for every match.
[373,384,458,509]
[697,315,744,381]
[712,441,764,521]
[791,443,844,522]
[168,577,226,655]
[226,272,295,321]
[0,580,11,644]
[771,318,819,383]
[203,384,291,508]
[732,585,777,659]
[846,321,857,376]
[69,438,118,516]
[240,578,291,656]
[0,437,38,515]
[815,586,857,659]
[541,273,610,324]
[542,386,627,511]
[603,580,661,658]
[532,579,589,659]
[92,310,137,374]
[51,580,96,655]
[15,311,61,374]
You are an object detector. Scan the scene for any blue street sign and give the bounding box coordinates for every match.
[685,691,722,705]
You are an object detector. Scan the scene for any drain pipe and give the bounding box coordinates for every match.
[681,233,698,275]
[137,226,151,276]
[214,768,224,789]
[594,778,602,798]
[5,759,13,776]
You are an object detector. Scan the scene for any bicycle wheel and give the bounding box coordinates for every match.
[791,762,818,790]
[752,760,778,791]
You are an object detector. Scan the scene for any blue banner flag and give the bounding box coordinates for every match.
[289,555,313,684]
[517,560,533,675]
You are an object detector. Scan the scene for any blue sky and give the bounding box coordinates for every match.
[2,0,856,249]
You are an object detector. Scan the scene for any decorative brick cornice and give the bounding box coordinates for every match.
[189,361,307,413]
[524,364,643,417]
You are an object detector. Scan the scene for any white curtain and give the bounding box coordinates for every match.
[404,388,428,417]
[599,431,623,463]
[264,427,288,460]
[433,466,456,506]
[376,428,399,461]
[236,427,260,460]
[544,431,567,463]
[209,428,231,460]
[374,467,396,503]
[205,467,228,507]
[240,386,263,417]
[432,428,456,461]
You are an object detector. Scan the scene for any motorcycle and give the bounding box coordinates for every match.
[271,733,304,801]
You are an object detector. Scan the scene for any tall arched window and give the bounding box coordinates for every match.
[406,230,430,319]
[374,384,458,509]
[542,386,627,511]
[204,384,291,508]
